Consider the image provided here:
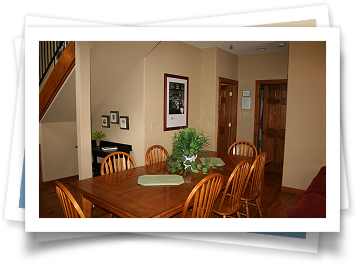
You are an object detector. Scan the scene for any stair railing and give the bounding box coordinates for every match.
[39,41,68,86]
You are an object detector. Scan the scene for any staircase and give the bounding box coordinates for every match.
[39,41,75,121]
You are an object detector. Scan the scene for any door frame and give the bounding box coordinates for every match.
[253,79,287,150]
[217,77,238,152]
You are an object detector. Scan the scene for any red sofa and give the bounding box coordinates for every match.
[288,166,326,218]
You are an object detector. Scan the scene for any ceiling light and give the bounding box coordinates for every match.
[278,43,286,47]
[257,47,266,51]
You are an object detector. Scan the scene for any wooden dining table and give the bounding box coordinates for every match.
[69,151,258,218]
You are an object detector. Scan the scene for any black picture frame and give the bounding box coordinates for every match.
[110,111,119,124]
[120,116,129,130]
[164,73,189,131]
[101,115,110,128]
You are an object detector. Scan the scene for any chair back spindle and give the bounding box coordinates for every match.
[182,173,223,218]
[240,152,267,218]
[228,141,257,157]
[101,151,137,175]
[55,181,86,218]
[145,145,169,165]
[213,160,250,217]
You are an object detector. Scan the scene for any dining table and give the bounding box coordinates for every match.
[69,151,259,218]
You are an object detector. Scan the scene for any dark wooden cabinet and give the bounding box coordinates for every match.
[91,140,132,174]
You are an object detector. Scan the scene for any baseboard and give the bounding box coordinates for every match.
[40,175,79,189]
[281,186,305,196]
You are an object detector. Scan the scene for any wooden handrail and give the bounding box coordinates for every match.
[39,41,75,121]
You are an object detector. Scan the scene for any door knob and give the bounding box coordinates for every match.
[262,131,266,134]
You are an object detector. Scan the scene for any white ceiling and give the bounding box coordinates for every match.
[41,41,289,123]
[183,41,289,56]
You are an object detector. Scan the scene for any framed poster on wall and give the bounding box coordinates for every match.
[164,73,189,131]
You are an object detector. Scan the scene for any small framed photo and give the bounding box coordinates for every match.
[242,90,250,97]
[110,111,119,124]
[120,116,129,130]
[102,115,110,128]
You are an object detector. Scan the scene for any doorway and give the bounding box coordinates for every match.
[254,79,287,174]
[217,77,238,153]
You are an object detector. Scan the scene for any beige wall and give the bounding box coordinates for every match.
[97,42,239,162]
[199,47,239,150]
[237,51,289,142]
[200,48,217,150]
[40,122,78,181]
[143,41,202,157]
[91,59,145,166]
[282,41,326,190]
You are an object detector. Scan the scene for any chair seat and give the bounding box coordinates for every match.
[241,193,260,202]
[212,192,243,217]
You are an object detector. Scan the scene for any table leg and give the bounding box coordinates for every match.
[77,191,93,218]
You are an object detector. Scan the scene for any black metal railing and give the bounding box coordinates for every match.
[39,41,68,85]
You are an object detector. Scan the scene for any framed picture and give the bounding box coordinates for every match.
[242,90,251,97]
[242,97,251,109]
[120,116,129,130]
[164,73,189,131]
[110,111,119,124]
[101,115,110,128]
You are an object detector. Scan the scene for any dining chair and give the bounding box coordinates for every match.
[240,152,267,218]
[100,151,137,175]
[55,181,86,218]
[181,173,223,218]
[100,151,137,217]
[212,160,250,218]
[228,141,258,157]
[145,145,169,165]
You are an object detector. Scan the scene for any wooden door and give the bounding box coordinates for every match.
[254,80,287,174]
[217,77,238,153]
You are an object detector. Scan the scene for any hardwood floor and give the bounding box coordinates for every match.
[39,170,302,218]
[39,176,111,218]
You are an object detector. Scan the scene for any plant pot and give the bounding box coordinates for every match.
[95,138,101,147]
[183,154,197,169]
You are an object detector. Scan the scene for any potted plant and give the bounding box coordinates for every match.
[91,131,106,146]
[166,127,217,174]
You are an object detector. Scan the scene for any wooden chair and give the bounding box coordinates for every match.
[145,145,169,165]
[55,181,86,218]
[181,173,223,218]
[100,151,137,217]
[100,151,137,175]
[228,141,258,157]
[212,160,250,218]
[240,152,267,218]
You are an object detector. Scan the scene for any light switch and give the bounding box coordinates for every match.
[151,123,155,130]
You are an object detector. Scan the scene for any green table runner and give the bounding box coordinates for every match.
[138,175,185,186]
[199,157,225,166]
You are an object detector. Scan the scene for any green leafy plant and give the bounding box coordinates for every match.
[166,128,219,174]
[91,131,106,139]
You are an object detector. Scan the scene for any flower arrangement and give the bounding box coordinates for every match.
[166,127,217,174]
